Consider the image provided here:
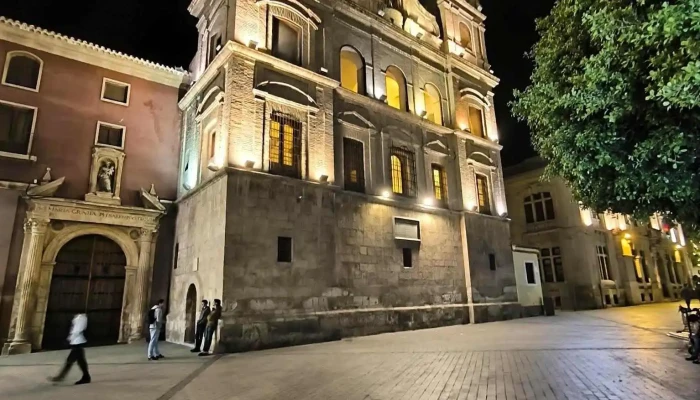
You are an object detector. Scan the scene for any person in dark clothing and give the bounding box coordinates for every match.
[49,313,91,385]
[199,299,222,356]
[190,299,210,353]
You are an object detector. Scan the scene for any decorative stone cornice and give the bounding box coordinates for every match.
[0,17,188,88]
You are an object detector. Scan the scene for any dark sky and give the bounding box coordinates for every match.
[0,0,554,166]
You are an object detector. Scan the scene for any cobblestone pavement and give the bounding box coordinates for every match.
[2,302,699,400]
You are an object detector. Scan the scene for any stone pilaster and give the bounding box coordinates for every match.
[2,218,49,355]
[128,228,155,341]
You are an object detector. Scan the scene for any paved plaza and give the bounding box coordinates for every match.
[1,302,699,400]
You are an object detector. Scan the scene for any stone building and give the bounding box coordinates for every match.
[170,0,525,352]
[0,17,187,354]
[505,158,693,310]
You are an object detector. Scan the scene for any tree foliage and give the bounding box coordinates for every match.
[512,0,700,228]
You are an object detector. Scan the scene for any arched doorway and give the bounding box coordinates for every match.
[184,284,197,344]
[43,235,126,349]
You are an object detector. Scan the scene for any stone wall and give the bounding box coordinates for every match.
[219,169,469,351]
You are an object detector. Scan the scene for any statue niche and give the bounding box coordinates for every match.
[85,147,125,205]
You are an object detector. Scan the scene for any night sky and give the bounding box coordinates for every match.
[0,0,555,166]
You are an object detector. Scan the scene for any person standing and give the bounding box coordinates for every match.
[199,299,221,356]
[49,313,91,385]
[148,299,165,361]
[190,299,210,353]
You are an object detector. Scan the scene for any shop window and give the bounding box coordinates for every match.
[385,66,407,111]
[2,51,42,91]
[272,17,300,65]
[340,46,365,94]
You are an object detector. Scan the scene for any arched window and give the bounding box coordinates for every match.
[620,238,633,257]
[468,105,486,138]
[385,66,407,111]
[340,46,365,95]
[391,155,403,194]
[423,84,442,125]
[2,52,43,91]
[459,23,473,51]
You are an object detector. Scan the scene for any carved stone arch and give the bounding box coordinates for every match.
[256,81,317,107]
[460,88,491,108]
[338,111,375,130]
[425,139,449,155]
[257,0,320,30]
[197,86,224,115]
[42,224,140,268]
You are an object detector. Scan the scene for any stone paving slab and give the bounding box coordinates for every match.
[1,302,699,400]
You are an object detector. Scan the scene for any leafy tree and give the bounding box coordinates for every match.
[511,0,700,227]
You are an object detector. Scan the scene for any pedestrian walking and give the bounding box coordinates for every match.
[147,299,165,361]
[190,299,210,353]
[199,299,221,356]
[48,313,91,385]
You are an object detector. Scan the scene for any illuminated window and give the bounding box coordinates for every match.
[340,47,365,94]
[343,138,364,193]
[639,250,650,283]
[272,17,300,65]
[0,101,36,155]
[634,256,644,283]
[675,249,682,263]
[390,147,416,197]
[475,174,491,214]
[620,238,633,257]
[597,245,611,281]
[468,106,485,138]
[2,52,42,91]
[540,247,564,283]
[524,192,555,223]
[431,164,447,204]
[459,23,473,51]
[385,66,407,111]
[268,113,301,178]
[423,84,442,125]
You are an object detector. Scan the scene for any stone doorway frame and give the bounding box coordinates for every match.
[3,197,163,355]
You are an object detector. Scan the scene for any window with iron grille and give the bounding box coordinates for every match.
[268,113,301,179]
[541,247,564,283]
[475,174,491,214]
[343,138,365,193]
[431,164,447,205]
[596,245,611,280]
[390,146,416,197]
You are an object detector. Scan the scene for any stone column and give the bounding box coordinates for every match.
[2,218,49,355]
[128,228,155,342]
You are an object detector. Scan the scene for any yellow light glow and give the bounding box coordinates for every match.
[423,84,442,125]
[624,233,631,239]
[422,197,434,206]
[677,244,683,249]
[381,190,391,198]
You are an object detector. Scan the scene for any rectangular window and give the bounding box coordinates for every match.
[402,248,413,268]
[173,243,179,270]
[524,192,555,223]
[489,253,496,271]
[390,147,417,197]
[0,101,35,155]
[475,174,491,214]
[101,78,130,105]
[639,250,650,283]
[641,293,646,302]
[597,245,611,281]
[540,247,564,283]
[634,256,644,283]
[468,106,485,138]
[209,33,222,63]
[277,237,292,262]
[613,294,619,304]
[431,164,447,204]
[554,296,562,308]
[525,262,536,284]
[96,122,126,149]
[272,17,300,65]
[605,294,611,305]
[269,113,301,178]
[343,138,365,193]
[208,131,217,160]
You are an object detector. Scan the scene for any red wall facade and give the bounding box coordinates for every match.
[0,40,182,205]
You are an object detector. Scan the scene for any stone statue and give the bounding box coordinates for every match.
[97,160,115,193]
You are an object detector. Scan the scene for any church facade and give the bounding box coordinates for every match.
[169,0,525,352]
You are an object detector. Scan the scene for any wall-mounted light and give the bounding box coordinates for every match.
[380,190,391,199]
[319,67,329,75]
[320,175,329,184]
[216,44,223,52]
[378,9,385,16]
[422,197,433,206]
[624,233,631,239]
[248,40,259,49]
[416,32,424,40]
[244,160,255,169]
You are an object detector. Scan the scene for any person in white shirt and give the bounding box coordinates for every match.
[49,313,91,385]
[147,299,165,361]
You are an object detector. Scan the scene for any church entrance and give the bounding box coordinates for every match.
[43,235,126,349]
[184,284,197,344]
